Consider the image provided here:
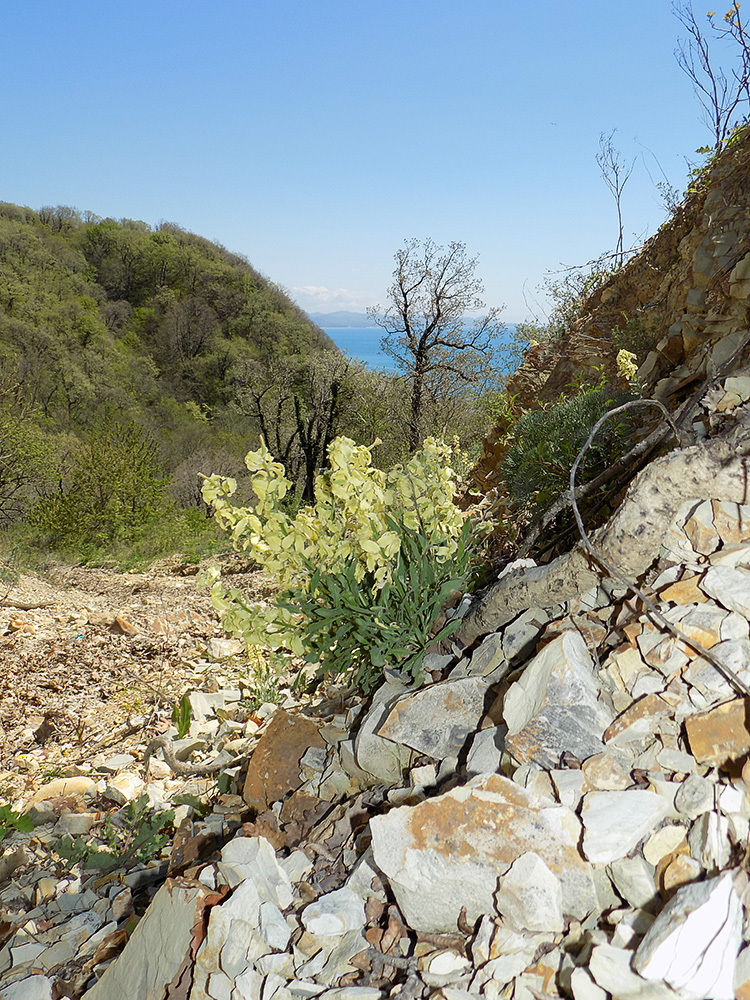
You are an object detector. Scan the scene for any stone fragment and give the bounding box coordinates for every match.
[494,852,564,932]
[97,753,136,774]
[581,789,670,864]
[53,812,97,836]
[608,856,659,910]
[570,967,608,1000]
[662,854,702,895]
[687,810,731,870]
[581,751,631,790]
[0,977,53,1000]
[589,943,675,1000]
[370,772,597,932]
[112,615,138,635]
[684,697,750,769]
[206,637,244,659]
[302,887,366,936]
[218,836,292,908]
[103,771,145,805]
[734,944,750,1000]
[674,774,715,818]
[502,608,548,661]
[503,632,614,769]
[712,500,750,546]
[607,645,649,691]
[377,677,489,760]
[701,565,750,618]
[243,710,326,810]
[259,900,291,951]
[25,776,96,806]
[550,768,587,810]
[468,633,508,677]
[659,574,708,606]
[465,726,506,777]
[81,879,213,1000]
[633,872,742,1000]
[684,500,720,555]
[642,825,687,866]
[353,682,414,785]
[603,694,672,746]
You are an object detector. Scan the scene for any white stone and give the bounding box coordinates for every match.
[581,790,670,864]
[687,810,732,870]
[674,774,715,818]
[642,824,687,865]
[465,726,506,777]
[0,977,53,1000]
[260,900,292,951]
[281,849,314,884]
[81,881,213,1000]
[570,967,608,1000]
[353,681,414,784]
[103,771,145,805]
[607,855,657,908]
[589,943,675,999]
[633,872,742,999]
[218,836,292,908]
[301,887,365,936]
[370,772,597,933]
[377,676,490,760]
[702,565,750,618]
[503,631,614,768]
[494,852,564,932]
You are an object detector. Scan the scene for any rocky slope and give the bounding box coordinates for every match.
[5,133,750,999]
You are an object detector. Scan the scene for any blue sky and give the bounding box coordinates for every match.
[0,2,735,320]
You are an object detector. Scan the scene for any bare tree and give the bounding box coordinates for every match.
[596,131,635,268]
[368,239,504,451]
[673,1,750,150]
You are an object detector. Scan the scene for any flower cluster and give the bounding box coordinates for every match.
[199,436,465,657]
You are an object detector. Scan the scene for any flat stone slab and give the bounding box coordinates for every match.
[684,697,750,769]
[503,631,614,768]
[581,789,670,864]
[377,677,490,760]
[243,709,326,811]
[370,772,597,933]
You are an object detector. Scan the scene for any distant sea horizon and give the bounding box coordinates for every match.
[323,324,518,372]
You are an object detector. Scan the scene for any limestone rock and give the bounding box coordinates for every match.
[369,772,597,932]
[633,872,742,1000]
[217,836,292,908]
[301,887,366,936]
[581,789,670,864]
[0,978,53,1000]
[701,565,750,618]
[81,879,213,1000]
[503,631,614,769]
[608,856,659,910]
[465,725,507,777]
[103,771,144,805]
[589,943,675,1000]
[377,677,490,760]
[353,681,414,784]
[494,851,564,932]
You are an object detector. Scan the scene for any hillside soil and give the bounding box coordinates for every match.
[0,559,265,800]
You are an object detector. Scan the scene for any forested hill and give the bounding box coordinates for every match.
[0,203,350,553]
[0,202,334,420]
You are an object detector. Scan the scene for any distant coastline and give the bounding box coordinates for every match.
[309,310,377,328]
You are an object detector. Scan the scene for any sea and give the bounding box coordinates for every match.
[323,325,518,373]
[323,327,393,370]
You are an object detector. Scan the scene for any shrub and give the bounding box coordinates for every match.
[502,382,632,513]
[201,436,474,692]
[29,416,173,547]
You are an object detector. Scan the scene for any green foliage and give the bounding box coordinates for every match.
[239,651,286,711]
[171,695,193,739]
[56,794,174,872]
[281,515,473,693]
[202,435,473,691]
[0,803,34,842]
[29,417,173,547]
[502,380,632,513]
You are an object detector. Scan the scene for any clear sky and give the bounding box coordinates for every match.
[0,2,732,320]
